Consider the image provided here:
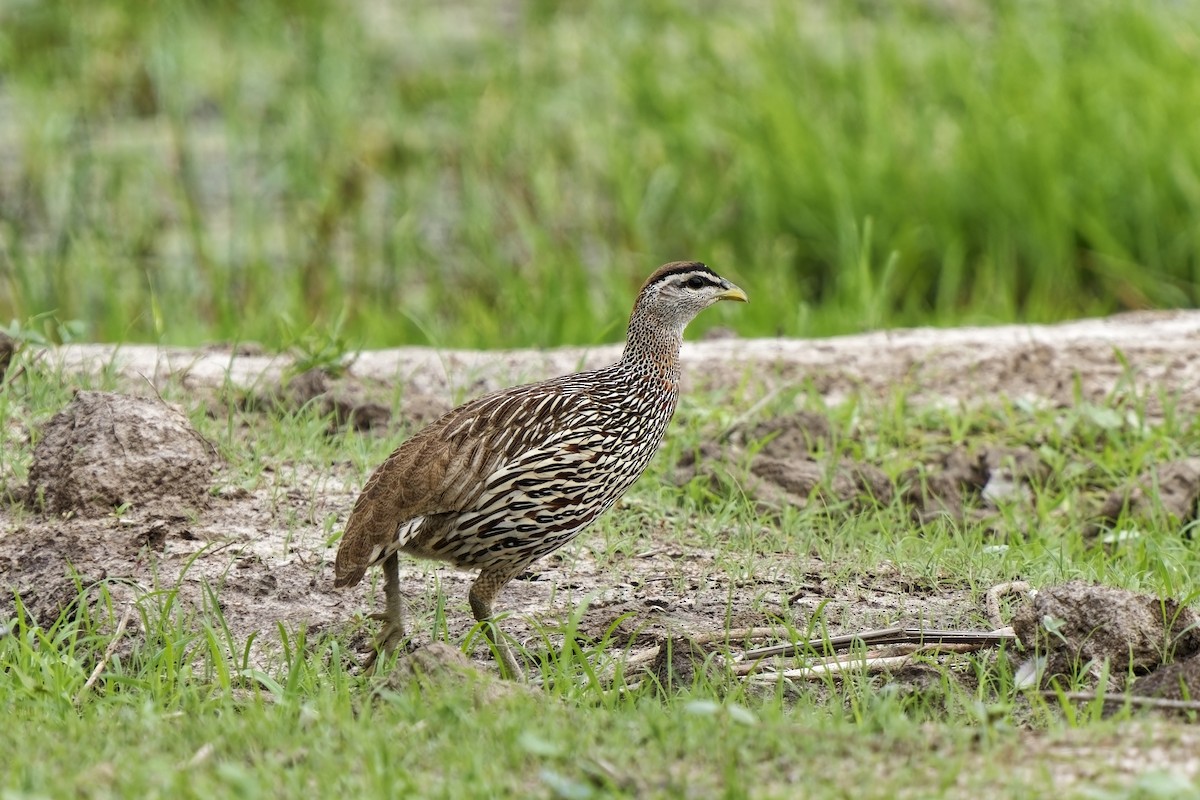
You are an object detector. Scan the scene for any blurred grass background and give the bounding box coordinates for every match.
[0,0,1198,349]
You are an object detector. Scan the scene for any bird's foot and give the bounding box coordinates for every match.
[360,613,407,675]
[497,647,527,683]
[487,632,527,682]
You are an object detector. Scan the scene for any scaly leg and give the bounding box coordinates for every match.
[362,552,406,673]
[469,565,525,681]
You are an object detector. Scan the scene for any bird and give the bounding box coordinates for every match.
[334,261,747,678]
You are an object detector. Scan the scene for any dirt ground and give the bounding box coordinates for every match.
[4,311,1200,693]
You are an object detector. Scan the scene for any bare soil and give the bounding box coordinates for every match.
[4,312,1200,688]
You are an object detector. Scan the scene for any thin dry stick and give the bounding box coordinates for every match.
[75,604,135,706]
[741,626,1017,661]
[623,649,662,668]
[622,627,792,669]
[690,626,795,647]
[1041,691,1200,713]
[985,581,1032,629]
[737,642,987,677]
[747,652,922,682]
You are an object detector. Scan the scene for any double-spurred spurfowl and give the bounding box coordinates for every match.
[335,262,747,678]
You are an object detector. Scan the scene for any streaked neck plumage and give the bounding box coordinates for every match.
[618,301,687,385]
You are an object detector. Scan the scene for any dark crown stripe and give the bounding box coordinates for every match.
[640,261,719,292]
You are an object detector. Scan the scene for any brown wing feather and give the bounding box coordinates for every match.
[333,425,451,587]
[333,380,597,587]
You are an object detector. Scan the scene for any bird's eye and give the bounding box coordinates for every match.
[685,276,706,290]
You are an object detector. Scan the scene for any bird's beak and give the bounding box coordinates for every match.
[717,282,748,303]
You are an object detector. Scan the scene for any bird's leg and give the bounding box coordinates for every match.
[469,566,525,681]
[362,552,406,673]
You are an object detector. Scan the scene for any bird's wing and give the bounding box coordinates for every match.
[333,380,603,586]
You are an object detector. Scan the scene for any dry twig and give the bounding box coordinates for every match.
[690,626,795,647]
[75,604,135,705]
[741,626,1016,661]
[1040,691,1200,713]
[985,581,1032,629]
[622,627,793,670]
[740,642,988,680]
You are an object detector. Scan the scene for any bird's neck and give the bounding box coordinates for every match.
[618,314,685,385]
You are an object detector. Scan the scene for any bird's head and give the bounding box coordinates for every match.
[633,261,747,330]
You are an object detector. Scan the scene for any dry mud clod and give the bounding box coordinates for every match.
[674,412,891,512]
[265,368,393,432]
[1012,581,1200,691]
[1089,458,1200,539]
[901,445,1048,524]
[257,367,455,433]
[27,390,216,519]
[645,635,714,692]
[0,332,16,384]
[1130,651,1200,702]
[373,642,528,705]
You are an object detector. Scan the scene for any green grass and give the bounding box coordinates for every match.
[0,617,1046,798]
[2,0,1200,349]
[0,582,1148,799]
[4,346,1200,796]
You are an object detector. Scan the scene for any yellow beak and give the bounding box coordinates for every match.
[718,282,748,303]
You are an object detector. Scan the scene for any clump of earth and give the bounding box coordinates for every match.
[1011,581,1200,692]
[26,390,216,518]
